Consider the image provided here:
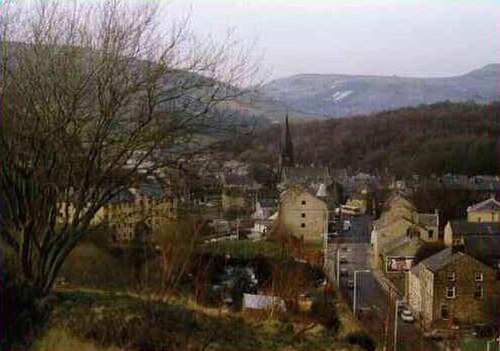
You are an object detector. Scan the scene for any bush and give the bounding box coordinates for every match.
[310,298,340,334]
[346,332,376,351]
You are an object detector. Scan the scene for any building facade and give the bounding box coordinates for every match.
[103,186,176,245]
[408,247,498,329]
[467,198,500,223]
[278,188,328,248]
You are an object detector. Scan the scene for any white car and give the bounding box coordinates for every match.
[400,309,415,322]
[343,220,351,231]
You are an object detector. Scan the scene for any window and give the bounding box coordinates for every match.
[474,272,483,282]
[446,271,456,282]
[428,230,434,239]
[474,284,483,298]
[301,223,306,228]
[301,200,306,205]
[441,305,449,319]
[446,285,456,299]
[301,213,306,218]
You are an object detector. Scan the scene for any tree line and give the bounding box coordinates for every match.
[224,101,499,177]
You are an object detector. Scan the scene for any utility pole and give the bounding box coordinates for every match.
[394,298,400,351]
[236,217,240,239]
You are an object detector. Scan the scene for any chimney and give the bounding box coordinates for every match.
[451,238,465,254]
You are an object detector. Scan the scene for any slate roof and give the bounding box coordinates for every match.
[420,247,465,273]
[258,198,277,209]
[224,173,259,187]
[463,235,500,267]
[382,236,424,257]
[137,183,165,199]
[282,166,332,186]
[108,183,166,204]
[108,189,135,204]
[449,220,500,235]
[469,176,500,192]
[467,198,500,212]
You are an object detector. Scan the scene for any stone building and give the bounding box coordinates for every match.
[371,194,439,268]
[466,197,500,223]
[278,188,328,249]
[103,184,176,245]
[444,220,500,247]
[408,247,498,329]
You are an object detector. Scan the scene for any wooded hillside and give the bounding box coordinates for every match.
[223,102,499,177]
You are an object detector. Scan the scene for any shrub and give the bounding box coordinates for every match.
[1,282,53,348]
[346,332,376,351]
[310,298,340,335]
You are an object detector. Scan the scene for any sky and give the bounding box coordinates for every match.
[164,0,500,81]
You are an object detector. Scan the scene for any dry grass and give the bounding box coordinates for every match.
[32,328,122,351]
[335,299,364,339]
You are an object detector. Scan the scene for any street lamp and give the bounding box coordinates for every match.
[336,248,340,287]
[353,269,371,317]
[394,299,402,351]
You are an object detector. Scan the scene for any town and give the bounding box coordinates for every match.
[1,1,498,351]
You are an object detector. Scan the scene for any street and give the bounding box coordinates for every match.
[325,214,439,351]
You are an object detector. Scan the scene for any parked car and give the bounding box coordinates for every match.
[396,300,406,312]
[400,309,415,322]
[328,232,339,240]
[339,256,348,264]
[341,246,350,252]
[343,220,351,231]
[340,267,349,277]
[347,279,354,289]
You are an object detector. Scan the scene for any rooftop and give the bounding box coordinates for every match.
[449,220,500,235]
[463,235,500,267]
[467,198,500,212]
[420,247,465,273]
[382,236,424,257]
[281,166,332,187]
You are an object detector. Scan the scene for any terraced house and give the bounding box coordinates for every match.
[408,247,498,330]
[103,184,177,245]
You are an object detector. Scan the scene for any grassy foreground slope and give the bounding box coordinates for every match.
[29,290,368,351]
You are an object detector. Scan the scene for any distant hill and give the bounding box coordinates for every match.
[222,102,499,177]
[260,65,500,118]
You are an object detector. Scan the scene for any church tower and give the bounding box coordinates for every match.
[278,113,294,179]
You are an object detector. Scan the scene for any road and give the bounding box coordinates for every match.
[325,213,439,351]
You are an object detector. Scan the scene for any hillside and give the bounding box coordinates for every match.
[224,102,499,177]
[260,65,500,118]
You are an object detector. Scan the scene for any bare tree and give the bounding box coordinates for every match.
[0,0,256,295]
